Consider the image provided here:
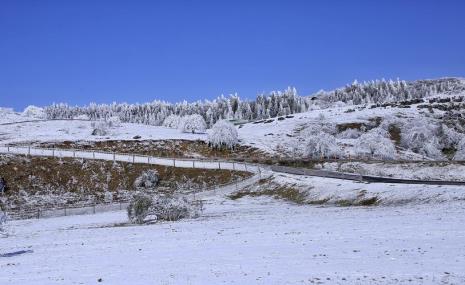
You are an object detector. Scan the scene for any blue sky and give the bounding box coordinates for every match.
[1,0,465,111]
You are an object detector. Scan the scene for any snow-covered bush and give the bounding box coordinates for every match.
[91,120,110,136]
[208,120,238,149]
[400,120,443,159]
[304,132,340,159]
[337,128,362,139]
[133,170,159,190]
[151,195,200,221]
[438,124,463,149]
[453,138,465,160]
[107,116,121,128]
[127,194,153,224]
[179,114,207,134]
[22,105,45,119]
[127,195,199,224]
[162,114,181,129]
[355,131,396,160]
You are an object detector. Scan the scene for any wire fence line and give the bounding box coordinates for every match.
[0,145,262,174]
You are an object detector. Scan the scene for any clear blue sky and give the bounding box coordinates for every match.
[1,0,465,111]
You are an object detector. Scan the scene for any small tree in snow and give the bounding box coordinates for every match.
[304,132,340,159]
[91,120,110,136]
[208,120,238,149]
[127,194,153,224]
[162,114,181,129]
[355,131,396,160]
[179,114,207,134]
[0,211,7,236]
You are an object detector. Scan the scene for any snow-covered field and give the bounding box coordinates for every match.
[0,120,205,145]
[2,193,465,285]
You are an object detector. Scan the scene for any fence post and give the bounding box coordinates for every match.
[64,206,67,216]
[193,160,195,168]
[93,203,96,214]
[233,162,235,171]
[52,148,55,157]
[120,202,122,210]
[93,151,95,159]
[148,156,150,164]
[218,161,221,170]
[73,150,76,158]
[28,146,31,156]
[113,153,116,162]
[133,155,135,163]
[245,163,248,172]
[173,159,176,167]
[7,146,9,152]
[37,209,40,219]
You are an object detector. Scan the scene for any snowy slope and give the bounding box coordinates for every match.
[0,120,206,145]
[237,92,463,157]
[2,196,465,285]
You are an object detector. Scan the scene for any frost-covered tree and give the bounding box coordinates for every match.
[179,114,207,134]
[304,132,340,159]
[355,131,396,160]
[208,120,238,149]
[91,120,110,136]
[22,105,46,119]
[107,116,121,128]
[438,124,463,150]
[317,77,465,105]
[44,87,310,127]
[453,138,465,161]
[162,114,181,129]
[0,211,7,236]
[401,121,443,159]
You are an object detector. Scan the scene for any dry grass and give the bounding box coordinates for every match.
[0,154,249,208]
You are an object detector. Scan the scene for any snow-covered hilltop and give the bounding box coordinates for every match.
[40,77,465,127]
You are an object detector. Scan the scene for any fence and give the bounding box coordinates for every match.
[0,145,261,174]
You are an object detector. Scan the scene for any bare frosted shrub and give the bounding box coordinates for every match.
[151,195,200,221]
[127,195,153,224]
[127,195,200,224]
[133,170,159,190]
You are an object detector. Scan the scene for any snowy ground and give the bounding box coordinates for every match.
[2,193,465,285]
[0,120,205,145]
